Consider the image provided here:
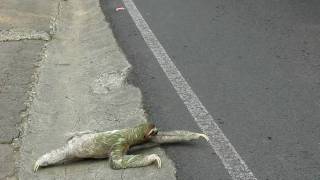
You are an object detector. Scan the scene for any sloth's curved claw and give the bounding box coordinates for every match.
[33,161,40,172]
[155,155,161,168]
[148,154,161,168]
[198,133,209,142]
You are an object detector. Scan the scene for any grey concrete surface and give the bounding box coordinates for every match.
[18,0,176,179]
[0,144,15,179]
[0,0,59,32]
[0,0,58,180]
[0,1,59,179]
[0,41,44,144]
[100,0,320,179]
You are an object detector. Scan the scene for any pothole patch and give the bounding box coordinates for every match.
[92,68,129,94]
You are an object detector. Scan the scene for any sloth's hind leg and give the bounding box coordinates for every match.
[34,145,74,172]
[150,130,209,144]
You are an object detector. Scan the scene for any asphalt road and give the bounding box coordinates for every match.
[100,0,320,179]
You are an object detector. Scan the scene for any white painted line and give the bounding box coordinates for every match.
[122,0,257,179]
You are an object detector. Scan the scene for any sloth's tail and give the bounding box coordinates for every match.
[34,146,71,172]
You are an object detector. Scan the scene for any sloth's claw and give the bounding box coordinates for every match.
[155,156,161,168]
[148,154,161,168]
[198,133,209,142]
[33,162,40,172]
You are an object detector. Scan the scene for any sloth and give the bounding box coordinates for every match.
[33,122,209,171]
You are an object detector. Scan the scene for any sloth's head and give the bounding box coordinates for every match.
[130,122,158,144]
[143,122,158,139]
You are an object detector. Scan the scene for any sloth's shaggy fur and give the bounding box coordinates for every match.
[34,122,209,171]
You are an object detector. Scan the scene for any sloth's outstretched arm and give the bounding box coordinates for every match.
[129,131,209,152]
[109,143,161,169]
[150,131,209,144]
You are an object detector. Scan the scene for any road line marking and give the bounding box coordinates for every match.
[122,0,257,179]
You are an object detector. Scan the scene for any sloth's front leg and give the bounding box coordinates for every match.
[109,143,161,169]
[150,131,209,144]
[110,154,161,169]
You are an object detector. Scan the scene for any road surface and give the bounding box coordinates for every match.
[100,0,320,179]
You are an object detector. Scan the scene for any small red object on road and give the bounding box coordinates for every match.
[115,6,125,12]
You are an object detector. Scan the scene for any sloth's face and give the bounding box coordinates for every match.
[147,127,158,137]
[144,123,158,139]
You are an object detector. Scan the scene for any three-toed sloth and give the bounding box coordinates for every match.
[34,122,209,171]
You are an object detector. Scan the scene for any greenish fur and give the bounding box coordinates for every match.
[34,122,208,171]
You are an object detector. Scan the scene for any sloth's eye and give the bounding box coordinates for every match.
[152,129,158,135]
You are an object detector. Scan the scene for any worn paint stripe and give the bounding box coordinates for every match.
[122,0,257,179]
